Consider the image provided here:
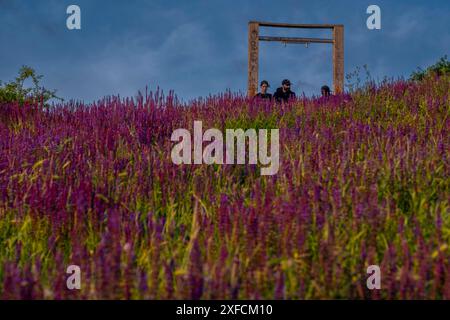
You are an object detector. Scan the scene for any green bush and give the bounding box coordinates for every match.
[0,66,62,106]
[410,56,450,81]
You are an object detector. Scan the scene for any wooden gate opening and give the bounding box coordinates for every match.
[248,21,344,97]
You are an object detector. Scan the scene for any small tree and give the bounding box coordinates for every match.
[410,56,450,81]
[0,66,62,106]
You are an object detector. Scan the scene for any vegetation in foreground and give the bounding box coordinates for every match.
[0,72,448,299]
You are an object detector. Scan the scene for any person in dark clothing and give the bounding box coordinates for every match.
[317,84,353,104]
[273,79,296,103]
[254,80,272,100]
[321,85,331,97]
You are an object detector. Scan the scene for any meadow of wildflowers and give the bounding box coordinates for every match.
[0,76,448,299]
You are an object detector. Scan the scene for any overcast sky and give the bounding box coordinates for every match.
[0,0,448,102]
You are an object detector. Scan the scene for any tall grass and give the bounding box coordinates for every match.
[0,76,448,299]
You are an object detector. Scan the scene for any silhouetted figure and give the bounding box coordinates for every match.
[254,80,272,100]
[321,85,331,97]
[318,85,353,105]
[273,79,296,103]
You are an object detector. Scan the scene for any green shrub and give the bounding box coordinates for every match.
[410,56,450,81]
[0,66,62,106]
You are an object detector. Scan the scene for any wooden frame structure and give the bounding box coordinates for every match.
[248,21,344,97]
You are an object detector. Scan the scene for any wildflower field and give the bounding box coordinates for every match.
[0,76,448,299]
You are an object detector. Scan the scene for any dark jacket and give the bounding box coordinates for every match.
[254,93,272,100]
[273,87,296,103]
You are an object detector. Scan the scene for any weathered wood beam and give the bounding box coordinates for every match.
[333,25,344,94]
[252,21,338,29]
[259,36,333,44]
[248,22,259,97]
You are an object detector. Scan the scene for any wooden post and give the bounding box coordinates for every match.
[333,25,344,94]
[248,22,259,97]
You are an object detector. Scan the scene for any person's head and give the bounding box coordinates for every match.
[321,85,331,97]
[260,80,269,94]
[282,79,291,92]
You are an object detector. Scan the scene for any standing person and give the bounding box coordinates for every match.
[321,85,331,97]
[273,79,296,103]
[254,80,272,100]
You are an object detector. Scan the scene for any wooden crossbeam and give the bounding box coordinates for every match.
[259,36,334,44]
[252,21,338,29]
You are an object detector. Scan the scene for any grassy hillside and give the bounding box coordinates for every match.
[0,76,448,299]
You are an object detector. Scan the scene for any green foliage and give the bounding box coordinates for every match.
[410,55,450,81]
[0,66,62,106]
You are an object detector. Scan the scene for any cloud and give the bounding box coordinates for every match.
[390,10,425,39]
[1,0,448,102]
[57,21,216,101]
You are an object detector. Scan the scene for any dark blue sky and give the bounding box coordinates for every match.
[1,0,448,102]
